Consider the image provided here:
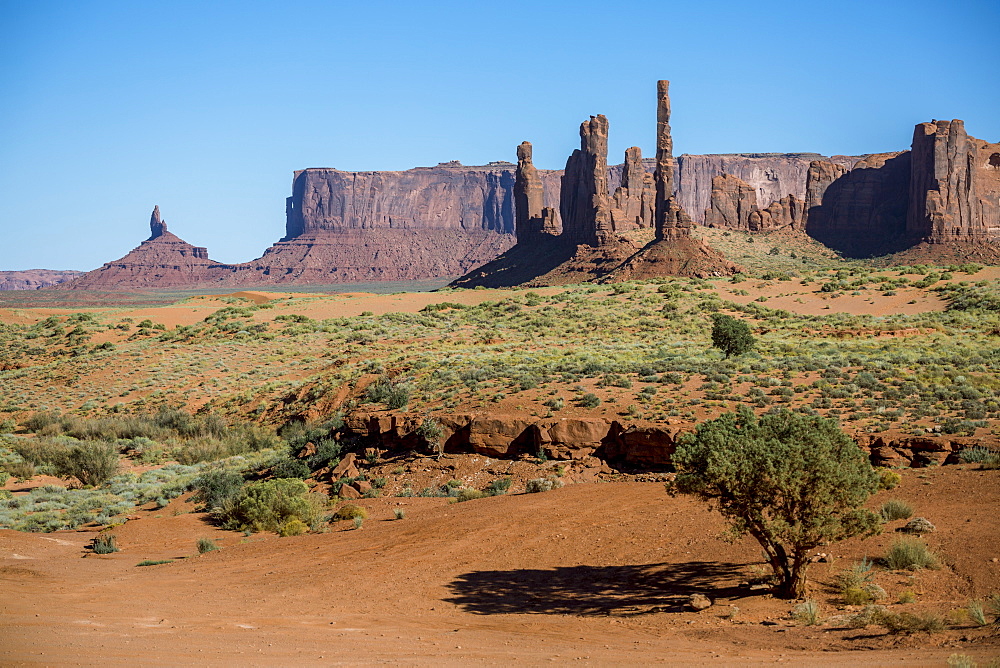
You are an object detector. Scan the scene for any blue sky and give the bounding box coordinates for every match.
[1,0,998,270]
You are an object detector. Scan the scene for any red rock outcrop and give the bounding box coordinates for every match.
[0,270,84,290]
[560,115,613,246]
[907,120,987,243]
[678,153,860,223]
[703,174,759,229]
[748,194,804,231]
[610,147,654,231]
[56,207,228,289]
[514,141,559,240]
[654,80,689,242]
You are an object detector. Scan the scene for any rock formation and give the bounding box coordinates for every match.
[610,147,654,231]
[678,153,859,222]
[907,120,986,243]
[513,141,562,243]
[654,80,689,241]
[560,115,613,246]
[58,207,227,289]
[0,270,84,290]
[703,174,759,229]
[805,119,999,256]
[704,173,804,232]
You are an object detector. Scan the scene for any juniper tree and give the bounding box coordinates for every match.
[710,313,754,358]
[668,407,882,598]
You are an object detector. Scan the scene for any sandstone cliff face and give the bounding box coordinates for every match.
[908,120,986,243]
[676,153,859,223]
[0,270,84,290]
[703,174,759,229]
[560,115,613,246]
[610,147,654,231]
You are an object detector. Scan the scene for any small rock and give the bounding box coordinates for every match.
[688,594,713,611]
[900,517,936,534]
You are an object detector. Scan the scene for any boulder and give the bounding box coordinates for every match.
[688,594,713,611]
[534,418,616,460]
[466,416,536,457]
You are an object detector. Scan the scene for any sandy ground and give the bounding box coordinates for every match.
[2,467,999,666]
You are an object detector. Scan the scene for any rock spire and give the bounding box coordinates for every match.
[514,141,559,241]
[654,80,691,241]
[560,115,613,246]
[148,205,167,239]
[610,146,655,230]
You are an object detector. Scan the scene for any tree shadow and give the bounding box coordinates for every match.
[444,561,748,616]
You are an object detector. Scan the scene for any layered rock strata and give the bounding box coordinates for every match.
[560,115,613,246]
[0,270,84,290]
[704,173,804,232]
[60,207,226,289]
[805,119,999,255]
[610,147,654,231]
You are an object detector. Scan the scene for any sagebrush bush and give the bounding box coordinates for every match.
[456,489,487,502]
[92,533,118,554]
[57,442,119,487]
[332,503,367,521]
[793,599,821,625]
[193,469,245,511]
[279,518,308,537]
[880,499,914,521]
[484,478,512,496]
[217,478,323,533]
[196,537,219,553]
[877,468,901,490]
[525,477,564,494]
[884,538,939,570]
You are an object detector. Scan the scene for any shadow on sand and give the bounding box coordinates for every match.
[444,561,748,616]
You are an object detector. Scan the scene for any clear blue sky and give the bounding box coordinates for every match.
[1,0,997,270]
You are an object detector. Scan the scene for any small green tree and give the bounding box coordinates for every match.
[710,314,755,357]
[57,442,119,487]
[668,407,882,598]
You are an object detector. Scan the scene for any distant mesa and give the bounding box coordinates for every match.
[31,79,1000,291]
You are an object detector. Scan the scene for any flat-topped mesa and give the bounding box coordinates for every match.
[610,146,655,231]
[148,205,167,239]
[907,119,986,243]
[653,79,690,241]
[560,115,613,246]
[514,141,560,241]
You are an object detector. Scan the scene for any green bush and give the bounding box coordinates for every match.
[217,478,323,533]
[876,469,902,490]
[484,478,512,496]
[710,314,755,358]
[193,469,245,511]
[272,456,311,480]
[332,503,367,521]
[92,533,119,554]
[880,499,914,521]
[793,599,821,625]
[456,488,487,502]
[670,407,882,598]
[196,537,219,554]
[279,518,308,537]
[525,477,564,493]
[57,442,119,487]
[884,537,939,570]
[578,393,601,408]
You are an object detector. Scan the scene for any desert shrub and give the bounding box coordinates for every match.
[306,438,342,470]
[484,478,512,496]
[57,442,119,487]
[137,559,173,567]
[793,599,821,625]
[272,456,311,480]
[217,478,323,533]
[365,376,411,410]
[192,469,245,511]
[23,410,62,433]
[332,503,367,521]
[6,459,35,480]
[92,533,119,554]
[898,590,917,604]
[525,477,564,494]
[456,489,487,502]
[578,393,601,408]
[968,600,988,627]
[880,499,914,521]
[196,537,219,554]
[416,417,444,454]
[669,407,882,598]
[393,508,406,520]
[279,518,308,537]
[884,537,939,570]
[876,468,901,490]
[959,446,995,464]
[710,314,755,358]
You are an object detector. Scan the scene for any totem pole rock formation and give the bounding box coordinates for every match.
[148,205,168,240]
[654,80,691,242]
[560,115,613,246]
